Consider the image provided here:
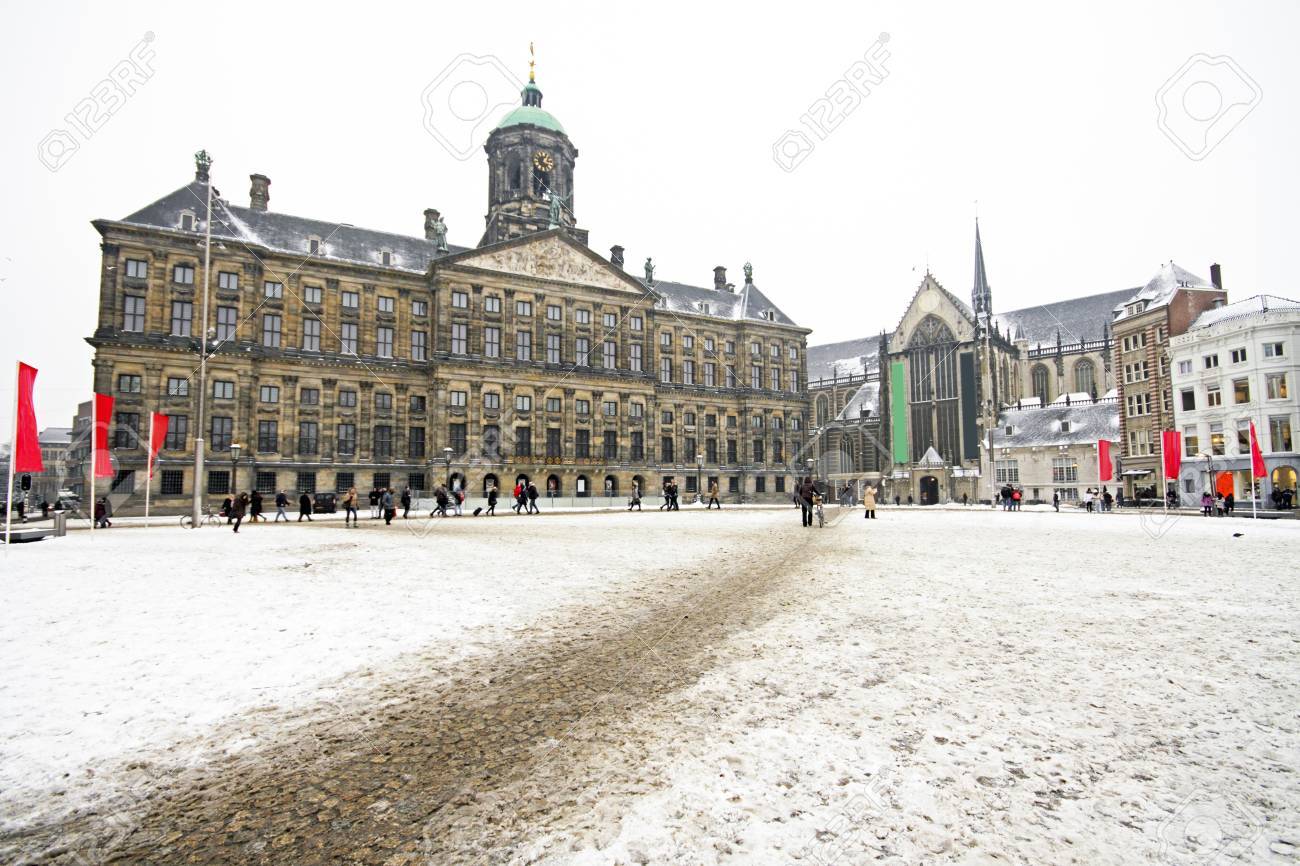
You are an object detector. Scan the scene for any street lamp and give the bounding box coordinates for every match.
[695,453,703,504]
[191,151,215,529]
[442,446,453,488]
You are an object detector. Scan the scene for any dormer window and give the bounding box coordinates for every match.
[763,309,776,321]
[308,236,321,255]
[1060,421,1072,433]
[698,302,710,315]
[1004,425,1014,436]
[179,210,196,231]
[381,249,392,267]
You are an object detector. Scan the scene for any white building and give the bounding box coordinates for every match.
[1169,295,1299,507]
[978,394,1120,504]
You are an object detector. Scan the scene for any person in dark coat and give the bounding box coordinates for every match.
[798,477,816,527]
[274,490,289,521]
[400,487,412,519]
[231,492,249,533]
[94,498,110,528]
[382,488,395,525]
[298,491,313,521]
[250,490,264,522]
[486,484,498,516]
[526,481,540,514]
[221,496,234,523]
[433,485,450,517]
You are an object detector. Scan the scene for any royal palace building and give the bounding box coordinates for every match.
[85,68,811,510]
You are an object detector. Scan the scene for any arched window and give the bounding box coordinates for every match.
[546,473,561,496]
[482,473,499,497]
[816,394,830,426]
[1074,359,1096,397]
[604,475,618,497]
[1031,364,1051,404]
[576,474,589,497]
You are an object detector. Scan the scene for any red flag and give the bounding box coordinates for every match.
[1161,430,1182,480]
[1249,421,1267,478]
[1098,439,1113,482]
[13,363,44,473]
[94,393,115,478]
[148,413,169,477]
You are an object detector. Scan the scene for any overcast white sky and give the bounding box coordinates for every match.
[1,0,1296,427]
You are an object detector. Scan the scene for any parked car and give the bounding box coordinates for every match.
[312,492,337,514]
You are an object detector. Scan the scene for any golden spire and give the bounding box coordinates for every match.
[529,42,536,83]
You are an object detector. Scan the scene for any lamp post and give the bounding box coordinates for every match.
[191,151,215,528]
[442,446,453,488]
[230,443,241,494]
[695,454,703,504]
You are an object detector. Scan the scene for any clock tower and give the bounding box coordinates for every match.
[481,54,586,247]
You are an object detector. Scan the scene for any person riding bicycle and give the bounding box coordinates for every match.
[812,490,825,527]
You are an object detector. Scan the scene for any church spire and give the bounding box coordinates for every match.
[522,43,543,107]
[972,218,993,322]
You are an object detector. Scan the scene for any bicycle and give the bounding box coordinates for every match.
[179,505,224,528]
[815,502,825,528]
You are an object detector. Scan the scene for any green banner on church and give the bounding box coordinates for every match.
[890,361,909,464]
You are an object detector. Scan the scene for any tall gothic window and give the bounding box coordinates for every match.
[1074,359,1096,397]
[1031,364,1051,404]
[906,316,961,463]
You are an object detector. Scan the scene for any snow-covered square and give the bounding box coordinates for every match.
[2,506,1296,864]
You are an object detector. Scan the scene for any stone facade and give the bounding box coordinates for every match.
[83,76,810,512]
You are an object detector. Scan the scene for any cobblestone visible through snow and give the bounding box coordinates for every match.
[1,507,1296,864]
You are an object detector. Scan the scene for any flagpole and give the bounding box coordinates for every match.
[145,413,154,529]
[5,362,18,546]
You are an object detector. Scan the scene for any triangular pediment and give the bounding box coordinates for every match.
[439,231,644,293]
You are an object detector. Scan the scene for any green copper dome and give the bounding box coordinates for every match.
[494,81,566,134]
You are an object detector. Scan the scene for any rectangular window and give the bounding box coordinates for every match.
[483,392,500,410]
[703,363,716,387]
[706,438,718,463]
[603,340,617,369]
[342,290,360,309]
[516,395,532,412]
[335,471,356,494]
[376,326,393,358]
[412,299,428,317]
[211,416,233,451]
[603,400,618,417]
[341,322,358,354]
[1263,341,1285,358]
[546,397,562,413]
[173,264,195,285]
[125,258,148,279]
[378,296,395,314]
[263,280,283,299]
[482,424,501,459]
[208,470,230,495]
[1230,347,1248,364]
[484,326,501,358]
[1266,373,1288,400]
[1204,354,1220,369]
[408,426,425,459]
[752,438,765,464]
[661,357,672,383]
[754,476,765,493]
[255,471,277,494]
[661,436,675,463]
[1051,457,1078,483]
[337,423,356,455]
[161,469,184,495]
[409,394,425,412]
[630,431,644,461]
[301,388,320,405]
[302,318,321,351]
[546,333,561,364]
[166,377,189,397]
[170,301,193,336]
[547,428,562,458]
[257,420,278,452]
[575,308,591,325]
[516,300,533,316]
[123,296,146,331]
[261,314,281,348]
[577,399,591,415]
[661,332,672,348]
[1209,423,1225,455]
[515,426,532,457]
[575,429,591,458]
[338,389,357,408]
[770,368,781,390]
[451,323,468,355]
[484,295,501,313]
[117,374,142,393]
[408,472,426,491]
[629,402,643,418]
[995,459,1020,484]
[450,390,467,408]
[297,471,316,495]
[259,385,279,403]
[304,285,322,304]
[751,366,762,389]
[603,430,618,460]
[375,392,392,411]
[451,291,469,309]
[1233,378,1250,404]
[547,303,562,321]
[215,306,237,342]
[630,315,643,331]
[683,334,694,350]
[1184,426,1200,456]
[682,359,695,385]
[373,425,392,458]
[1177,359,1193,375]
[1237,419,1251,453]
[630,343,643,372]
[213,380,234,400]
[727,439,738,463]
[217,270,238,291]
[1270,415,1293,452]
[516,330,532,361]
[726,367,737,388]
[298,421,319,455]
[576,337,590,366]
[113,412,140,448]
[1206,385,1222,407]
[661,409,674,424]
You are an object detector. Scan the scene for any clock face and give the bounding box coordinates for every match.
[532,151,555,172]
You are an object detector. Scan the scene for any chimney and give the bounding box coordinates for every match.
[713,265,727,292]
[249,174,270,211]
[610,245,625,270]
[1210,262,1223,292]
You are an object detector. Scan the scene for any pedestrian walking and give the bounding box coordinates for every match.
[231,492,249,533]
[628,481,642,511]
[1201,491,1213,516]
[512,482,525,514]
[526,481,540,514]
[250,490,264,523]
[298,491,313,521]
[894,494,901,507]
[863,484,877,519]
[1103,489,1114,512]
[1052,491,1060,512]
[1084,488,1094,512]
[382,488,396,525]
[961,492,968,506]
[486,484,498,516]
[707,479,720,509]
[1012,488,1022,511]
[221,496,234,523]
[94,498,111,528]
[1224,491,1235,516]
[274,490,289,521]
[401,487,412,519]
[342,487,359,525]
[433,485,450,517]
[798,477,816,527]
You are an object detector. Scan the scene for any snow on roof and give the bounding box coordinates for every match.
[640,277,799,327]
[806,336,881,381]
[38,427,73,445]
[1112,262,1217,322]
[994,288,1134,344]
[917,446,945,467]
[1050,392,1094,406]
[1188,294,1300,330]
[835,381,880,421]
[996,401,1119,448]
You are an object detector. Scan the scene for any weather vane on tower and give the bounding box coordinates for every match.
[529,41,536,83]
